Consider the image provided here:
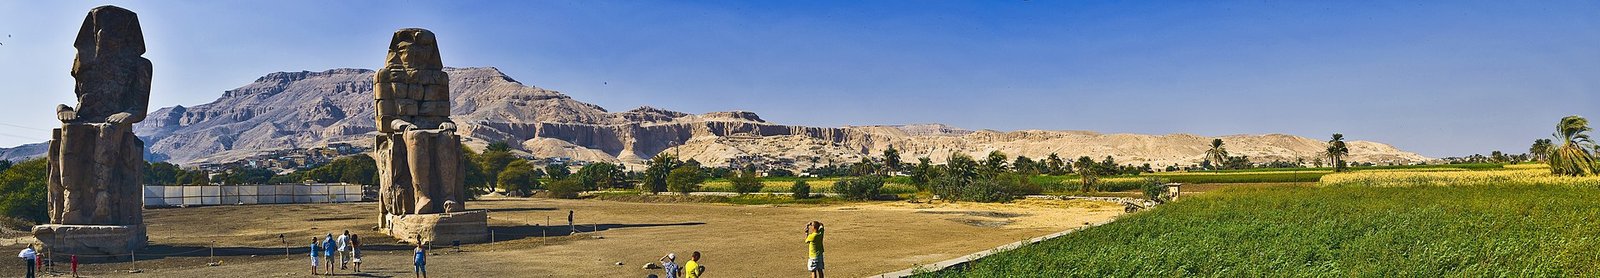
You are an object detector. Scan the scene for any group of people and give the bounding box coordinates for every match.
[648,220,825,278]
[309,230,363,275]
[17,244,79,278]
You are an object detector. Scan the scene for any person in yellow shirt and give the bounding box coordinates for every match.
[807,221,825,278]
[685,251,705,278]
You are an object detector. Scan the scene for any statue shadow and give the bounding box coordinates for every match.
[482,207,557,213]
[488,222,706,241]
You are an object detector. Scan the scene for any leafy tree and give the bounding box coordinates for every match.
[460,145,492,196]
[1141,177,1173,203]
[497,160,541,195]
[790,179,811,199]
[0,159,48,223]
[909,157,935,189]
[666,166,705,195]
[225,167,275,185]
[485,141,512,152]
[850,157,880,176]
[767,168,795,177]
[1012,156,1037,175]
[882,146,903,173]
[833,175,884,200]
[1044,153,1068,175]
[728,169,763,195]
[982,151,1009,176]
[575,162,627,190]
[946,153,980,182]
[0,160,11,173]
[145,162,182,185]
[1076,156,1100,193]
[476,143,518,188]
[1327,134,1350,172]
[1530,139,1554,162]
[1549,116,1599,176]
[544,178,584,199]
[1205,139,1229,170]
[545,163,571,180]
[642,154,681,193]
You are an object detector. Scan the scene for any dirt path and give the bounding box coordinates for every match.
[0,197,1121,277]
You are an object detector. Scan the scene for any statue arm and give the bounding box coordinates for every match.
[438,119,456,131]
[389,118,416,132]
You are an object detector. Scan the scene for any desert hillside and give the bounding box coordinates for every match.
[0,67,1428,169]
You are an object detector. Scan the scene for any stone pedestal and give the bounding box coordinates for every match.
[32,224,147,255]
[382,210,488,245]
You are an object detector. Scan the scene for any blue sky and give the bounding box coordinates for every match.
[0,1,1596,158]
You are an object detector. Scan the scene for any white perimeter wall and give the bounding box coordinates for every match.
[143,183,363,207]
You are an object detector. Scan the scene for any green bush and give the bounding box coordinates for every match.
[832,175,884,200]
[544,179,584,199]
[790,180,811,199]
[667,166,705,195]
[496,160,541,196]
[728,170,763,195]
[931,172,1040,202]
[0,159,48,223]
[1141,177,1171,203]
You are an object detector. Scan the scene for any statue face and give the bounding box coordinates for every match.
[389,29,440,70]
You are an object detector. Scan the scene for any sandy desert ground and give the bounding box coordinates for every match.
[0,196,1122,277]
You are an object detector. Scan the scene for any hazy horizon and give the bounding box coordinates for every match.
[1,1,1597,158]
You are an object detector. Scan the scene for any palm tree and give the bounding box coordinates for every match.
[1529,139,1553,162]
[1549,116,1599,176]
[1326,133,1350,172]
[1204,139,1228,171]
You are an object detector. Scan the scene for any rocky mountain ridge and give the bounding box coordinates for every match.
[0,67,1430,169]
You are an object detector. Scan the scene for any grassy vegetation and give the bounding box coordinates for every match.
[699,179,918,195]
[585,189,851,205]
[1321,168,1600,188]
[917,184,1600,277]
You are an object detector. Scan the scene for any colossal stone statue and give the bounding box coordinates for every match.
[374,28,484,244]
[34,5,150,255]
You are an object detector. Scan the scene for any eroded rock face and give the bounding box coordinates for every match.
[375,28,467,220]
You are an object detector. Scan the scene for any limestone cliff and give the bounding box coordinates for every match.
[1,67,1430,169]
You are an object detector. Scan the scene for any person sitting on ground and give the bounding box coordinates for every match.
[685,251,705,278]
[323,233,337,275]
[414,241,428,278]
[19,244,36,278]
[351,234,363,273]
[310,237,321,275]
[338,230,351,270]
[659,253,681,278]
[807,221,826,278]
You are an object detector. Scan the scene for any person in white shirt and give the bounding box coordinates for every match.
[338,230,352,270]
[659,253,681,278]
[18,244,37,278]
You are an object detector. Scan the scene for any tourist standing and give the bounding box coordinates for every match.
[70,255,78,278]
[351,234,363,273]
[659,253,681,278]
[18,244,36,278]
[414,241,428,278]
[337,230,351,270]
[568,210,575,234]
[323,234,337,275]
[310,237,321,275]
[685,251,705,278]
[807,221,826,278]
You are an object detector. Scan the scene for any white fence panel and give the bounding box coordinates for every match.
[144,183,367,207]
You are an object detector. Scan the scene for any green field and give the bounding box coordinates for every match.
[917,178,1600,277]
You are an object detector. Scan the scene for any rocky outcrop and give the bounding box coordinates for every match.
[0,65,1432,169]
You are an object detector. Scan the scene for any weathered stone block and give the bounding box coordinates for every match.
[396,99,418,115]
[419,101,449,117]
[422,84,449,101]
[32,224,146,255]
[382,210,487,245]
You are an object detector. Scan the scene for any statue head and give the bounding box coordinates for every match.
[386,28,442,70]
[74,6,145,64]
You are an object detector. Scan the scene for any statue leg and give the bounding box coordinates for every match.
[406,131,438,214]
